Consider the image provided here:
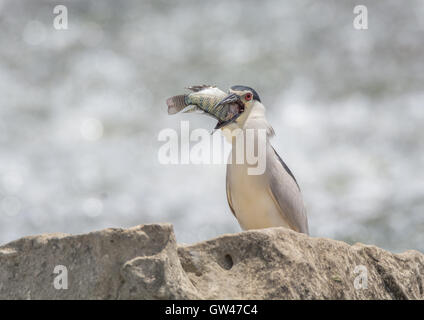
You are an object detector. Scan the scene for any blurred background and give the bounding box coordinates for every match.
[0,0,423,253]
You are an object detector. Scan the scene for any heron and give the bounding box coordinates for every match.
[218,85,309,234]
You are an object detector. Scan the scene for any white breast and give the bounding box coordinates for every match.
[227,160,291,230]
[224,100,298,231]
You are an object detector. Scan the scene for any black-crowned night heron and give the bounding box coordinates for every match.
[220,85,309,234]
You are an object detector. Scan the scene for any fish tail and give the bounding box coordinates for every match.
[167,95,189,114]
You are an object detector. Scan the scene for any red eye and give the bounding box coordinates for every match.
[245,93,252,101]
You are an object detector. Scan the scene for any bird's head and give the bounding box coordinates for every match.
[228,85,261,104]
[218,85,274,142]
[216,85,263,129]
[218,85,260,110]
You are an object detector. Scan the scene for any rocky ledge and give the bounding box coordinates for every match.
[0,223,422,299]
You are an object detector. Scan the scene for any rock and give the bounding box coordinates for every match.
[0,224,422,299]
[0,224,199,299]
[178,228,424,299]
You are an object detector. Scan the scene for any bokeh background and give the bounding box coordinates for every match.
[0,0,423,253]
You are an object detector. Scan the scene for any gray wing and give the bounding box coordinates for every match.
[226,164,236,218]
[267,147,309,234]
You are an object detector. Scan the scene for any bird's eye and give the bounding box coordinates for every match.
[245,93,252,101]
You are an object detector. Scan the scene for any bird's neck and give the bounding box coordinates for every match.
[224,102,273,172]
[227,121,271,176]
[221,101,275,144]
[243,102,275,136]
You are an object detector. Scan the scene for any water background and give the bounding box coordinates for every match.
[0,0,423,252]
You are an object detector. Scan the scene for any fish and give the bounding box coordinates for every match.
[166,85,245,130]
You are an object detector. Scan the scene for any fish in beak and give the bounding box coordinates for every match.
[212,93,245,130]
[166,85,245,130]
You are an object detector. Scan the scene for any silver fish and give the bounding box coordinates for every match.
[166,85,245,129]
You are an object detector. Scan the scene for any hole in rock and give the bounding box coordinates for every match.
[221,254,234,270]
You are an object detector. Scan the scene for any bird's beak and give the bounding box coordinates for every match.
[213,116,240,130]
[215,93,240,107]
[212,93,245,131]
